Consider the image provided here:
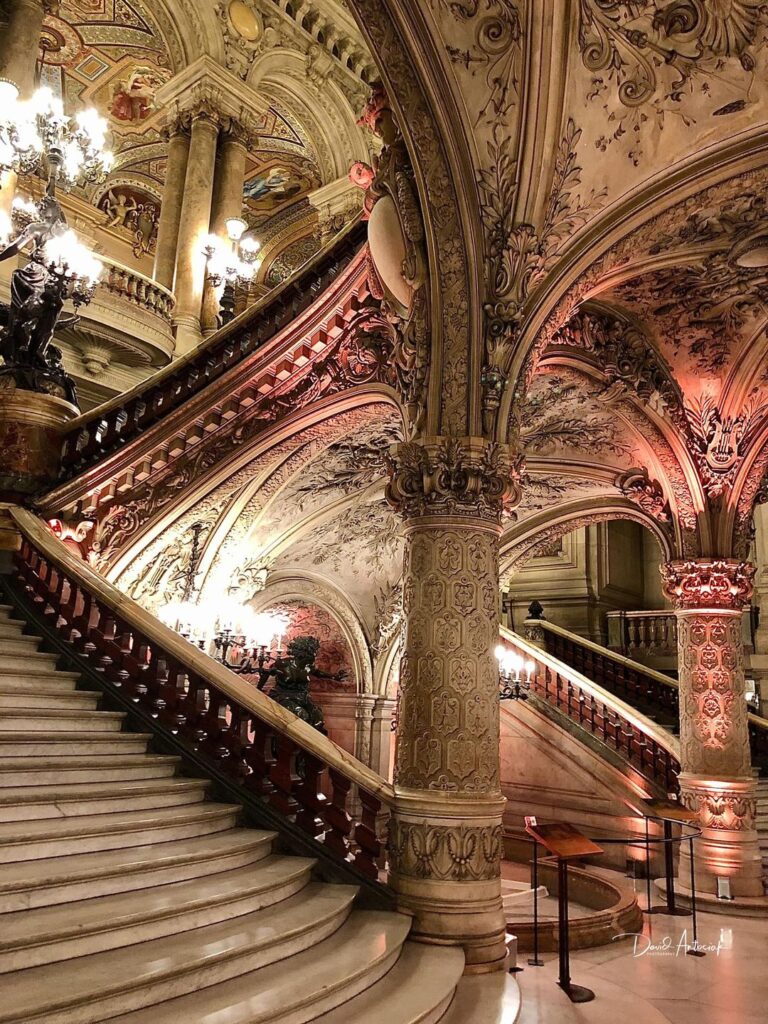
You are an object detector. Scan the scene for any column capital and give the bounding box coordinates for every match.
[218,112,259,149]
[385,436,521,524]
[661,558,755,610]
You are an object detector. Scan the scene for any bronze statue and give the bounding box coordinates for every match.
[0,194,80,406]
[239,635,347,733]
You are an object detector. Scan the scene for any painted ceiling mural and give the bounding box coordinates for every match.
[35,0,327,271]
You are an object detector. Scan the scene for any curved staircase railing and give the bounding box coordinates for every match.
[532,617,768,773]
[58,218,368,479]
[498,625,681,793]
[8,507,393,896]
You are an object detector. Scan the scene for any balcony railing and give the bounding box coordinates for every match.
[606,609,677,657]
[499,625,681,793]
[59,218,367,477]
[9,507,393,893]
[534,616,768,773]
[100,258,175,322]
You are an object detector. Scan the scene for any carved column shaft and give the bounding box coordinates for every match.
[153,119,191,292]
[662,560,763,896]
[201,125,250,335]
[172,110,220,354]
[387,437,518,972]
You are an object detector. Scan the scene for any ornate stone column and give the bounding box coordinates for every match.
[153,115,191,292]
[369,696,396,781]
[201,118,251,335]
[172,106,219,354]
[661,559,764,896]
[386,437,516,972]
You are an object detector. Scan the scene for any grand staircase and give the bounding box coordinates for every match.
[0,600,466,1024]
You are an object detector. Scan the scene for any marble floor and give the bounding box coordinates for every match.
[511,904,768,1024]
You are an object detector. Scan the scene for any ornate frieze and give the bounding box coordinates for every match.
[386,437,519,523]
[389,819,503,881]
[681,785,757,833]
[661,559,755,611]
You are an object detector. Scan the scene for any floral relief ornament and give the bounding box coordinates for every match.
[661,559,755,610]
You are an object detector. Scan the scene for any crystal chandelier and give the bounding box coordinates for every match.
[0,81,113,192]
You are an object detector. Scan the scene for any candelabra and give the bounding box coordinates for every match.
[202,217,261,325]
[495,645,536,702]
[0,81,113,195]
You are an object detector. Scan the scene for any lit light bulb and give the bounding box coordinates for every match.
[0,79,19,107]
[225,216,248,242]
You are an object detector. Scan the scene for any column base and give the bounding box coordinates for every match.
[0,389,78,501]
[172,315,203,356]
[389,792,508,972]
[679,774,764,898]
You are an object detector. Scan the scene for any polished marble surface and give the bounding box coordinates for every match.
[511,901,768,1024]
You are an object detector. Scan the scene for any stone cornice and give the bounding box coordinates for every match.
[155,56,271,125]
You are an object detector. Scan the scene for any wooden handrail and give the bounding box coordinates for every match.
[531,616,768,768]
[10,506,393,881]
[59,218,367,476]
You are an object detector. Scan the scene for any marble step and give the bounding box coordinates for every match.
[0,636,41,653]
[313,943,464,1024]
[0,709,125,733]
[0,689,101,710]
[0,622,30,639]
[107,910,411,1024]
[0,606,20,620]
[0,731,151,756]
[0,801,239,864]
[0,854,315,972]
[0,828,276,913]
[2,883,358,1024]
[0,670,81,691]
[0,753,180,787]
[438,971,522,1024]
[0,777,210,822]
[0,652,60,673]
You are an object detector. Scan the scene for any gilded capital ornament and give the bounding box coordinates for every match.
[386,436,521,523]
[661,559,755,610]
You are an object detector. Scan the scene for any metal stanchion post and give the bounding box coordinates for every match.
[687,834,705,958]
[644,815,653,913]
[528,838,543,967]
[556,857,594,1003]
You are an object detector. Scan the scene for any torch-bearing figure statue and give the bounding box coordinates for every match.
[0,194,82,406]
[240,634,347,734]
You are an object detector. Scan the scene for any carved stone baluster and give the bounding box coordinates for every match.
[324,767,352,860]
[353,788,383,879]
[294,751,327,838]
[244,717,275,797]
[269,733,299,820]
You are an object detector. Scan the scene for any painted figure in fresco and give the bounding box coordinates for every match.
[0,194,79,404]
[239,634,347,733]
[243,166,300,204]
[109,67,161,122]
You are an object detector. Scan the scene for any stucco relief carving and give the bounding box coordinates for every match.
[661,559,755,611]
[389,818,503,881]
[578,2,768,163]
[386,436,519,523]
[351,86,429,435]
[352,1,474,435]
[681,787,757,833]
[394,519,501,794]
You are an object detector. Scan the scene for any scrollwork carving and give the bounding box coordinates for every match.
[661,559,755,610]
[389,818,503,881]
[386,437,519,523]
